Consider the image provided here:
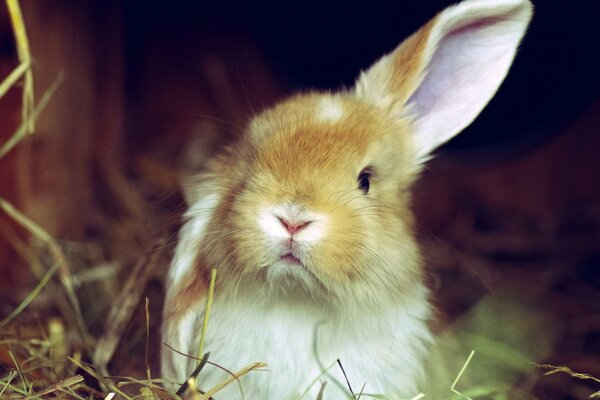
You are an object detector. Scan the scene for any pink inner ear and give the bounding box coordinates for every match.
[406,14,528,160]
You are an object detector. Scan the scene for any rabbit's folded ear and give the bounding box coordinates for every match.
[355,0,532,161]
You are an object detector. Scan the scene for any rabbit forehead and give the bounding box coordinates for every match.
[249,93,411,178]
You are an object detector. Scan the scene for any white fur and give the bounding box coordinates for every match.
[266,260,319,292]
[296,215,327,244]
[164,284,432,399]
[162,309,199,385]
[258,207,289,241]
[356,0,532,160]
[168,192,221,285]
[317,97,345,122]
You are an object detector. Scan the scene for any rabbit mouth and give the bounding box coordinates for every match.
[280,253,303,265]
[267,250,327,292]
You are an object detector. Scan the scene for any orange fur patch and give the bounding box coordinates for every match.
[169,92,427,302]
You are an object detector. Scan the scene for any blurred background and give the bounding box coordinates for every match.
[0,0,599,398]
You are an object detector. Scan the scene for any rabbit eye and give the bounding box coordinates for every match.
[357,167,372,194]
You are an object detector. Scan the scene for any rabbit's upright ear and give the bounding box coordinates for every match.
[355,0,532,161]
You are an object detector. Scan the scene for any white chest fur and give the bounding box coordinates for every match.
[164,286,432,400]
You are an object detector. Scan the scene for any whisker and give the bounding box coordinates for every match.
[158,108,246,132]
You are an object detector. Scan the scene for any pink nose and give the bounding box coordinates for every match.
[278,217,311,234]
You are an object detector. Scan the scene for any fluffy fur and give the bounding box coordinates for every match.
[161,0,532,398]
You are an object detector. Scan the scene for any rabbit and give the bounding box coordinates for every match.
[161,0,532,398]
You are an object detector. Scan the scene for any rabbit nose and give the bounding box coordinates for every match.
[278,217,312,234]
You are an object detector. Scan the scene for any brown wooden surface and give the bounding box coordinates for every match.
[15,1,96,237]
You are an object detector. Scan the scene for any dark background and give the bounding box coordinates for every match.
[123,0,600,159]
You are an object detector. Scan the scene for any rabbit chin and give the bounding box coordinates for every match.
[264,258,324,296]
